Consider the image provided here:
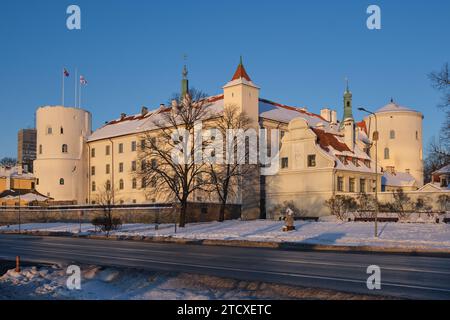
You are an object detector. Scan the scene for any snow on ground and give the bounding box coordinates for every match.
[0,264,381,300]
[1,219,450,250]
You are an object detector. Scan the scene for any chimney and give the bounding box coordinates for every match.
[330,110,337,124]
[320,108,331,122]
[159,103,165,108]
[141,106,148,116]
[343,118,355,151]
[120,113,127,120]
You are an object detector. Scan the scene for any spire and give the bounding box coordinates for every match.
[181,64,189,98]
[341,77,353,126]
[231,56,251,81]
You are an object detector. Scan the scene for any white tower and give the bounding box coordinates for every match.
[364,100,424,187]
[34,106,91,203]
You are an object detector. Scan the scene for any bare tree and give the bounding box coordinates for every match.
[0,157,17,167]
[206,105,253,222]
[427,63,450,171]
[137,89,213,228]
[92,182,122,236]
[392,189,411,220]
[324,195,357,221]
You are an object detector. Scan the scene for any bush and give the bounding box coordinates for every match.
[324,195,357,221]
[92,215,122,235]
[392,189,412,220]
[438,195,450,213]
[355,193,376,218]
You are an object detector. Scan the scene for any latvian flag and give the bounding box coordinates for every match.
[80,75,88,85]
[63,68,69,77]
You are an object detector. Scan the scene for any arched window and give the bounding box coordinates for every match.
[132,178,137,189]
[39,145,42,154]
[416,131,418,140]
[92,181,96,192]
[119,179,124,190]
[60,127,64,134]
[384,147,390,159]
[106,180,111,191]
[62,144,68,153]
[59,178,65,185]
[390,130,395,139]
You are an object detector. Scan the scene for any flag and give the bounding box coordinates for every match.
[80,75,87,85]
[63,68,69,77]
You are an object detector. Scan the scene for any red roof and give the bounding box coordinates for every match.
[356,120,367,133]
[231,63,252,81]
[311,128,351,153]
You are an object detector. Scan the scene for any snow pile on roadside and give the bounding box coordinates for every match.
[1,219,450,250]
[0,264,381,300]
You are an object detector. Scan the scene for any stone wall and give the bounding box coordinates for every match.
[0,203,241,225]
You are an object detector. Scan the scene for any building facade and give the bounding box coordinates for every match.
[17,128,36,173]
[33,60,424,217]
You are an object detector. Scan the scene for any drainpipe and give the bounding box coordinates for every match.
[108,138,115,204]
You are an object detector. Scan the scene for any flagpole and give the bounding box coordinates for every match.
[74,68,78,108]
[79,78,82,108]
[62,68,65,106]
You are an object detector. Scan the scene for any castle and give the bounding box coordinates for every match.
[33,60,424,217]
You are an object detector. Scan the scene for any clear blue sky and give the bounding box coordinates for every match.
[0,0,449,158]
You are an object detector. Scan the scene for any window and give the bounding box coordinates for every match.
[384,148,390,159]
[416,131,418,140]
[360,179,366,193]
[106,145,110,156]
[352,158,359,166]
[36,178,39,185]
[39,145,42,154]
[131,141,136,152]
[119,179,124,190]
[59,178,65,185]
[62,144,68,153]
[118,143,124,153]
[119,162,124,173]
[390,130,395,139]
[337,177,344,192]
[281,157,288,169]
[106,164,110,174]
[132,178,137,189]
[91,148,96,158]
[141,177,147,188]
[307,155,316,167]
[47,127,52,135]
[151,159,157,169]
[349,178,355,192]
[60,127,64,134]
[91,166,95,176]
[131,161,136,171]
[346,101,350,107]
[92,181,96,192]
[106,180,111,191]
[140,139,146,150]
[141,160,146,171]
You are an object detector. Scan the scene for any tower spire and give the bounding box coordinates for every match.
[181,64,189,98]
[341,77,354,127]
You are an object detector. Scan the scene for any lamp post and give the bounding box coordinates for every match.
[358,107,379,238]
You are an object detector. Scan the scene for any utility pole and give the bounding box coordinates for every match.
[358,107,379,238]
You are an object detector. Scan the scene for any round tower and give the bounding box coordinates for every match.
[364,100,424,187]
[34,106,91,204]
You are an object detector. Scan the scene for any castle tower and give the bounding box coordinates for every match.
[364,99,424,187]
[34,106,91,203]
[223,58,261,219]
[223,57,260,128]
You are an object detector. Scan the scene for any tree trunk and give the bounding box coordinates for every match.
[218,202,226,222]
[179,201,187,228]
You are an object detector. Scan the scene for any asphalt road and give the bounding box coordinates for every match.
[1,234,450,299]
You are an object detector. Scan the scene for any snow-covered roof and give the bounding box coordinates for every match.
[434,164,450,175]
[382,171,417,187]
[0,166,34,179]
[376,102,418,114]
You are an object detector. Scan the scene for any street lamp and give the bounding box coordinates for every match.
[358,107,379,238]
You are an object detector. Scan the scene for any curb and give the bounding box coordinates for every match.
[2,230,450,258]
